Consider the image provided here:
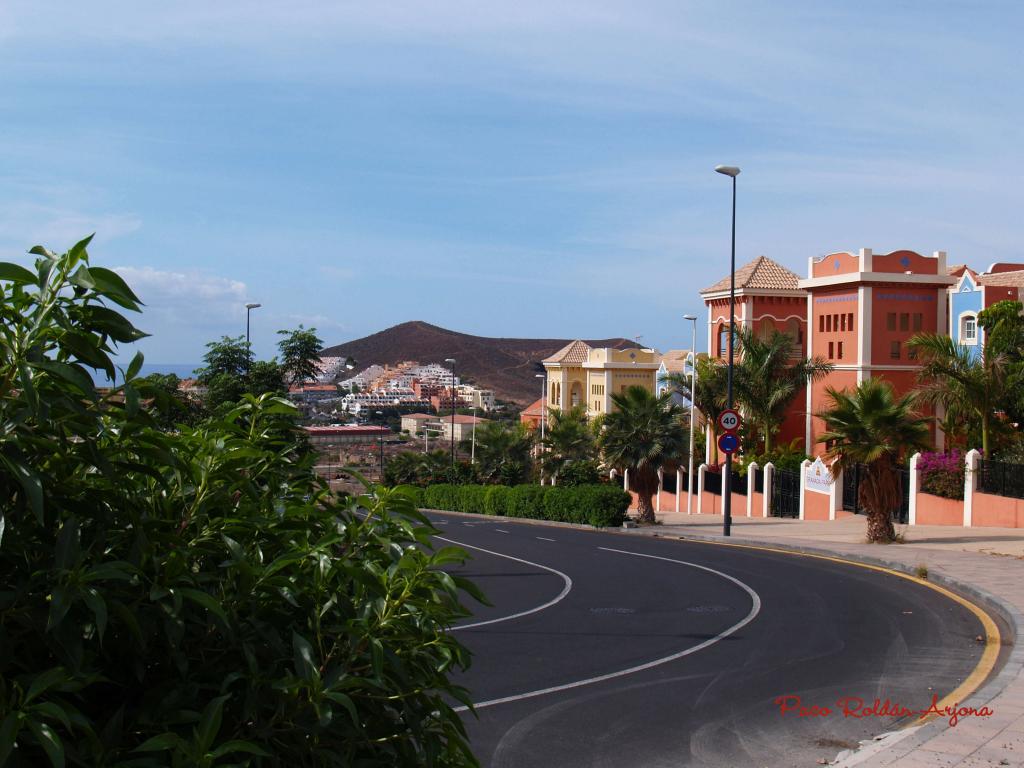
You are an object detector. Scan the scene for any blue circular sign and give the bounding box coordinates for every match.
[718,432,740,454]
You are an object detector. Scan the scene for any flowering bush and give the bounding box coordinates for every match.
[917,450,965,499]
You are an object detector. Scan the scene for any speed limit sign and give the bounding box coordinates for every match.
[717,409,742,433]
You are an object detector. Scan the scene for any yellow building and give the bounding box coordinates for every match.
[541,341,659,418]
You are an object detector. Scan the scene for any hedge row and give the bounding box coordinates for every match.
[407,483,630,527]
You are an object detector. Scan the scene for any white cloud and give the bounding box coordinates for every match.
[113,266,248,311]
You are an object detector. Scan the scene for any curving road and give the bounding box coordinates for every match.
[431,513,989,768]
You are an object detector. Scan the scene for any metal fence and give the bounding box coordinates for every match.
[841,463,910,524]
[754,467,764,494]
[977,459,1024,499]
[731,469,747,496]
[661,471,677,494]
[703,470,722,495]
[770,468,800,518]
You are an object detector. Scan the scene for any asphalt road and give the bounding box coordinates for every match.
[430,513,988,768]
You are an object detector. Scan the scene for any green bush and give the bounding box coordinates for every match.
[0,240,481,767]
[413,483,629,528]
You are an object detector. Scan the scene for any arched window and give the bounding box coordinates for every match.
[961,313,978,344]
[758,318,776,340]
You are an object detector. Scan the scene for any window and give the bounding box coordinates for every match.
[837,341,844,359]
[848,312,854,331]
[963,315,977,342]
[913,313,922,331]
[890,341,901,360]
[826,314,832,332]
[828,341,834,359]
[900,313,909,331]
[887,313,896,331]
[840,314,846,332]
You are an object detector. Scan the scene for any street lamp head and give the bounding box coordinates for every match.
[714,165,741,177]
[444,358,456,364]
[683,314,697,321]
[535,373,545,378]
[245,302,261,309]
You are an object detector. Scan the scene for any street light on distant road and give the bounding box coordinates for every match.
[444,358,456,473]
[375,410,385,481]
[715,164,740,537]
[683,313,698,514]
[535,372,546,483]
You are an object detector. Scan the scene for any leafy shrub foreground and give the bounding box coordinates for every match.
[918,450,966,499]
[0,240,481,767]
[410,484,630,527]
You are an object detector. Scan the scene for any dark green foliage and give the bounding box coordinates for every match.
[556,459,601,487]
[0,240,481,767]
[276,326,324,386]
[466,422,534,485]
[416,484,627,527]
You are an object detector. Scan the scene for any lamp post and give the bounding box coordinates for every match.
[683,313,698,514]
[534,372,546,483]
[444,358,456,472]
[245,302,261,370]
[375,410,385,481]
[715,164,740,537]
[471,406,477,465]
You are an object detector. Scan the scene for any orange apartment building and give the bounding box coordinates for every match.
[702,249,957,457]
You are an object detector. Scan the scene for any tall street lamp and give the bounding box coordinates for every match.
[470,406,477,465]
[535,372,546,483]
[245,302,261,370]
[715,164,740,537]
[444,358,456,472]
[375,410,385,481]
[683,313,698,514]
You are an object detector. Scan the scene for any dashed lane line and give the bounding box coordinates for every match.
[536,536,556,542]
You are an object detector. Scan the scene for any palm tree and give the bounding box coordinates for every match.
[541,405,598,480]
[907,333,1009,456]
[599,386,688,524]
[666,353,728,464]
[734,328,832,453]
[818,378,930,543]
[467,421,534,485]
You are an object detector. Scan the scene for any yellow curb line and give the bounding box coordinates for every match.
[678,536,1001,726]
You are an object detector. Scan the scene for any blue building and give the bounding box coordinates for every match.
[948,268,983,360]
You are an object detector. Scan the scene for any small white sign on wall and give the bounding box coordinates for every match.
[805,456,834,495]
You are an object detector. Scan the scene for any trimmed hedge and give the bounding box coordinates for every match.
[409,483,629,527]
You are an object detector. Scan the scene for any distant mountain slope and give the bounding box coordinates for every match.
[320,321,640,404]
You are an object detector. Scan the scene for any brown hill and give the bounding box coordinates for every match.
[320,321,640,405]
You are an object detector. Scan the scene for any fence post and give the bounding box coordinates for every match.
[656,468,663,513]
[964,449,981,527]
[908,453,920,526]
[828,463,841,521]
[747,462,758,517]
[799,459,810,521]
[762,462,774,518]
[676,468,683,515]
[623,468,629,492]
[697,464,707,515]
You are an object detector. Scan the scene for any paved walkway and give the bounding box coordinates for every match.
[629,510,1024,767]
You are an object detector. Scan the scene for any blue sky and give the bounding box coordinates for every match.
[2,1,1021,363]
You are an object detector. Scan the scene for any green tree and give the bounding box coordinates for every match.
[136,372,206,428]
[470,421,534,485]
[195,334,250,382]
[732,328,832,453]
[818,378,930,543]
[540,405,598,481]
[277,325,324,386]
[599,386,688,524]
[667,353,728,463]
[249,358,287,397]
[907,333,1009,456]
[978,300,1024,359]
[0,238,482,767]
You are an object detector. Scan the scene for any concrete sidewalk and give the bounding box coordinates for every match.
[630,509,1024,767]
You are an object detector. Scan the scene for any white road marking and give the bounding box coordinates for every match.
[536,536,556,542]
[495,529,509,534]
[454,545,762,712]
[437,536,573,632]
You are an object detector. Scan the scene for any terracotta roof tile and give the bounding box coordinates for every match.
[521,398,544,417]
[658,349,691,374]
[978,270,1024,288]
[542,339,592,365]
[700,255,802,294]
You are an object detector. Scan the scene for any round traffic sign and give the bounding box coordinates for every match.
[717,408,741,433]
[718,432,740,454]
